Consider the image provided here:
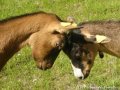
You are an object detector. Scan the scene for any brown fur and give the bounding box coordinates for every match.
[63,20,120,79]
[0,11,76,71]
[79,20,120,57]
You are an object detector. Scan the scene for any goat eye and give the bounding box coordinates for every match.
[55,42,59,47]
[55,42,64,49]
[87,53,92,60]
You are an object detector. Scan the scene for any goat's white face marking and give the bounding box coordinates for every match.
[71,64,84,79]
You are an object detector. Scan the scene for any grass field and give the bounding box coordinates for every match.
[0,0,120,90]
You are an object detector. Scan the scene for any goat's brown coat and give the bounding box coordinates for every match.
[0,11,77,70]
[63,20,120,79]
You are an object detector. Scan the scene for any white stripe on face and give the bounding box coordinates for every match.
[71,64,84,79]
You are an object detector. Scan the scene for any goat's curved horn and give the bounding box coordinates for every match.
[59,22,79,33]
[60,22,71,27]
[60,22,77,27]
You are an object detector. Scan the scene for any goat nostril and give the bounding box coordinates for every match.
[78,76,84,80]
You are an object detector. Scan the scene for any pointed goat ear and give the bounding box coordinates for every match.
[84,34,111,43]
[95,35,111,43]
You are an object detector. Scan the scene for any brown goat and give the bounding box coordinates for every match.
[63,20,120,79]
[0,11,78,71]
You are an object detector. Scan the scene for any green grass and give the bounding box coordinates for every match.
[0,0,120,89]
